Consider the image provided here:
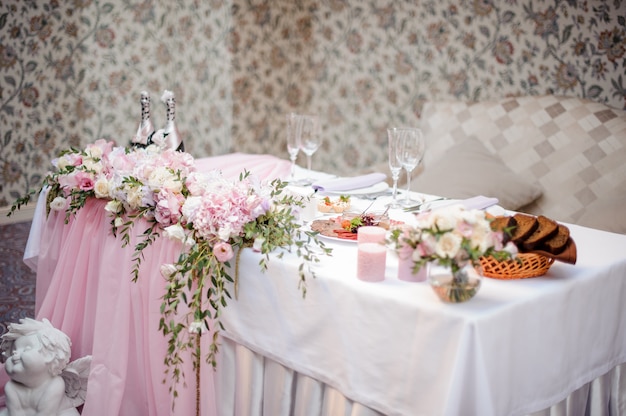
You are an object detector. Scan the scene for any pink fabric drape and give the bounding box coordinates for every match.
[1,153,290,415]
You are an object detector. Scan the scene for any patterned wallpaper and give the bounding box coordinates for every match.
[1,0,625,207]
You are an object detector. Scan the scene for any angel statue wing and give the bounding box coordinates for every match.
[61,355,92,408]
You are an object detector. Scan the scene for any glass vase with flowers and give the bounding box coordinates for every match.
[388,205,517,302]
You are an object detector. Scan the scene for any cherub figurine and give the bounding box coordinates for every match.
[0,318,91,416]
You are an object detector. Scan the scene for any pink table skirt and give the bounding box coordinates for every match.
[1,153,291,415]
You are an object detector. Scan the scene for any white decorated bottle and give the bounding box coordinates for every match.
[131,91,154,148]
[161,90,184,152]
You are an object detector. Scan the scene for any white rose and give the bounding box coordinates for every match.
[125,186,144,210]
[434,210,459,231]
[218,225,232,241]
[163,224,186,242]
[86,145,103,159]
[160,263,178,279]
[435,232,462,259]
[105,200,122,214]
[93,177,110,198]
[56,156,71,170]
[252,237,265,252]
[188,321,206,335]
[82,159,103,174]
[49,196,68,211]
[181,196,202,222]
[147,166,170,189]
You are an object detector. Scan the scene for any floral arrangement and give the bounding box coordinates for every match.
[10,139,330,397]
[388,204,517,293]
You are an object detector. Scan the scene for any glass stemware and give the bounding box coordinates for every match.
[286,113,301,182]
[298,114,321,184]
[386,128,404,208]
[396,128,425,206]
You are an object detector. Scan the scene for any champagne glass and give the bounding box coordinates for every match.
[286,113,302,183]
[298,114,321,184]
[386,128,404,208]
[396,128,425,206]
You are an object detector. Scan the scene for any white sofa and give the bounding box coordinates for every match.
[412,95,626,234]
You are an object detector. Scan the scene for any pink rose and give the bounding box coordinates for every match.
[92,138,114,157]
[213,242,234,263]
[57,172,78,190]
[75,171,95,191]
[66,153,83,167]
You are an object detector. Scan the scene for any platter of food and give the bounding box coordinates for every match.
[310,211,402,242]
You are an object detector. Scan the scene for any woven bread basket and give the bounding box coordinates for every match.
[479,253,555,279]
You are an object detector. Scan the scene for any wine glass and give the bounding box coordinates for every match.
[298,114,321,184]
[396,128,425,206]
[286,113,302,183]
[386,128,404,208]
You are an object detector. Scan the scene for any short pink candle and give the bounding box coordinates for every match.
[357,226,387,244]
[398,255,428,282]
[357,243,387,282]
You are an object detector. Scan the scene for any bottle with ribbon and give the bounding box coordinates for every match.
[130,91,154,148]
[160,90,184,152]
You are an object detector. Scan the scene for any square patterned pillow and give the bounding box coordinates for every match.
[412,137,542,210]
[577,189,626,234]
[420,96,626,224]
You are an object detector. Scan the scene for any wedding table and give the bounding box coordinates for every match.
[2,153,625,416]
[217,222,626,416]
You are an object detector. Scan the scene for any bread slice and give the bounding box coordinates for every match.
[510,213,538,244]
[539,224,571,255]
[521,215,559,251]
[490,216,517,244]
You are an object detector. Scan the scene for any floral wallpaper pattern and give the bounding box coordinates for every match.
[1,0,625,207]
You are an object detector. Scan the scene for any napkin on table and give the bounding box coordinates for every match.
[312,172,387,192]
[428,195,499,211]
[459,195,499,210]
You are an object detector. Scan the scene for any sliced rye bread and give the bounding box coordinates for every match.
[510,213,538,244]
[489,215,518,244]
[520,215,559,251]
[538,224,571,255]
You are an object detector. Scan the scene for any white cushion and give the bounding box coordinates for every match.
[412,138,542,210]
[577,190,626,234]
[420,96,626,223]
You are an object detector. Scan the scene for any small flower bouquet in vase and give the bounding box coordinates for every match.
[388,205,517,302]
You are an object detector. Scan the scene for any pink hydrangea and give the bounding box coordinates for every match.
[154,189,185,226]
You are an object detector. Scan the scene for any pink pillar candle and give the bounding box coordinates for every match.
[357,226,387,244]
[357,243,387,282]
[398,255,428,282]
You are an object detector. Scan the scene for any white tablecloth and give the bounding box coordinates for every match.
[13,156,626,415]
[219,222,626,416]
